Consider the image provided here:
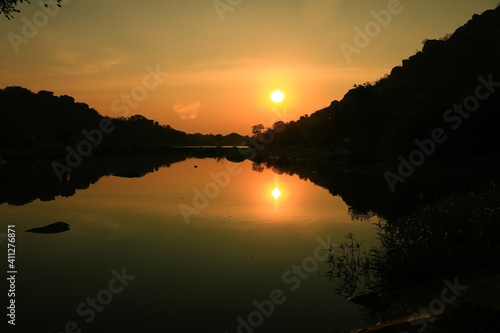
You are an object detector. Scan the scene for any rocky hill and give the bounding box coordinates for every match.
[266,6,500,164]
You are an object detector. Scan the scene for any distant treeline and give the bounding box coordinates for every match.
[0,86,248,157]
[253,7,500,164]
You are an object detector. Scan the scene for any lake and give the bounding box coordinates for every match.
[1,157,382,333]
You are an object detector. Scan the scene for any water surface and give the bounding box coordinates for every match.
[1,158,380,332]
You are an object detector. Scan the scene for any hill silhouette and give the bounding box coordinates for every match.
[0,87,248,158]
[259,6,500,164]
[2,7,500,164]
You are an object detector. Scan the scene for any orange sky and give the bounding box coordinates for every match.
[0,0,497,135]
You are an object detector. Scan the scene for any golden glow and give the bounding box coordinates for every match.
[0,2,493,136]
[270,90,285,103]
[272,186,281,199]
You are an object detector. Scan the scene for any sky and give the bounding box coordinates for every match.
[0,0,498,135]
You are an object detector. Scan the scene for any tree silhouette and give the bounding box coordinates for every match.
[252,124,264,138]
[0,86,249,156]
[272,121,285,131]
[1,0,62,19]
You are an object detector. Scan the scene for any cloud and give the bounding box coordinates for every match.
[48,46,129,76]
[164,57,384,88]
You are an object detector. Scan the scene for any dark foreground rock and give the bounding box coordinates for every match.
[26,222,70,234]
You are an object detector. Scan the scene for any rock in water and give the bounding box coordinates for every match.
[26,222,70,234]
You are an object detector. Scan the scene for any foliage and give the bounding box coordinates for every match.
[251,124,264,137]
[324,233,381,297]
[0,0,62,19]
[326,185,500,295]
[377,184,500,289]
[439,32,453,41]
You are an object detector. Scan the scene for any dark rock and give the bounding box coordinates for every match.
[422,39,446,54]
[26,222,70,234]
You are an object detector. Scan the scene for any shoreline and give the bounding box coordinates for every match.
[346,269,500,332]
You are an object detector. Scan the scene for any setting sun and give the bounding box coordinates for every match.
[270,90,285,103]
[272,186,281,199]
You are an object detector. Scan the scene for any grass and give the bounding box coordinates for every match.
[324,233,380,297]
[325,184,500,296]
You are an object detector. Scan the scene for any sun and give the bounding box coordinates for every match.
[272,186,281,199]
[270,90,285,103]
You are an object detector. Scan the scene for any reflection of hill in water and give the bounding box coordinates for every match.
[256,157,500,219]
[0,148,245,206]
[3,152,500,220]
[0,154,185,205]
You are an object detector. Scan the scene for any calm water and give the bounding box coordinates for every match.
[1,158,381,333]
